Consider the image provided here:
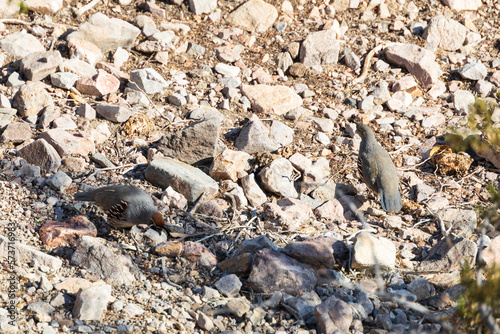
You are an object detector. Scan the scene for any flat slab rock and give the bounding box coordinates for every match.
[0,235,62,271]
[67,13,141,51]
[246,248,317,296]
[241,84,302,115]
[145,157,219,202]
[39,216,97,247]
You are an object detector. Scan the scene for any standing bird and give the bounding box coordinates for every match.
[74,185,165,228]
[356,123,402,213]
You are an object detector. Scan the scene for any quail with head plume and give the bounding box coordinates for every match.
[356,122,402,213]
[74,185,165,228]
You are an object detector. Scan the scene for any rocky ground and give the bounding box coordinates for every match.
[0,0,500,333]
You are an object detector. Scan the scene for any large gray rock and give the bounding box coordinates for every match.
[246,249,317,295]
[157,117,221,164]
[67,13,141,51]
[71,236,143,285]
[300,29,342,68]
[235,116,280,153]
[145,157,219,202]
[94,104,135,123]
[259,158,298,198]
[129,68,169,94]
[385,44,442,88]
[416,234,477,272]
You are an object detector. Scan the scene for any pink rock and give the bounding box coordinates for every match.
[490,71,500,86]
[39,216,97,247]
[40,128,95,157]
[314,199,345,221]
[241,84,303,115]
[392,76,417,91]
[68,38,103,66]
[75,72,120,97]
[428,80,446,99]
[183,241,218,267]
[264,198,312,230]
[482,236,500,267]
[215,44,244,62]
[385,44,442,88]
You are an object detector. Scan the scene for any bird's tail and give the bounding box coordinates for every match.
[74,191,95,201]
[379,190,402,213]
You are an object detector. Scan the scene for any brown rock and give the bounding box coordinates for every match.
[18,139,61,174]
[39,216,97,247]
[195,200,224,218]
[315,296,353,333]
[281,236,348,269]
[217,253,254,276]
[288,63,307,77]
[246,249,317,295]
[1,122,32,144]
[156,241,218,267]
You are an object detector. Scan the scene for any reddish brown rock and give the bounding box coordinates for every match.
[156,241,217,267]
[217,253,253,276]
[281,236,348,269]
[39,216,97,247]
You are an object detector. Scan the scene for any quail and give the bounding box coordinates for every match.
[74,185,165,228]
[356,122,402,213]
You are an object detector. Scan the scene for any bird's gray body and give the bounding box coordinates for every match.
[357,123,402,213]
[75,185,159,227]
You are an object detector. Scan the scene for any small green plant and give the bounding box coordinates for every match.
[457,263,500,333]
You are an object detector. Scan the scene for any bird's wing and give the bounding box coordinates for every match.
[107,200,129,222]
[359,151,379,192]
[93,188,122,211]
